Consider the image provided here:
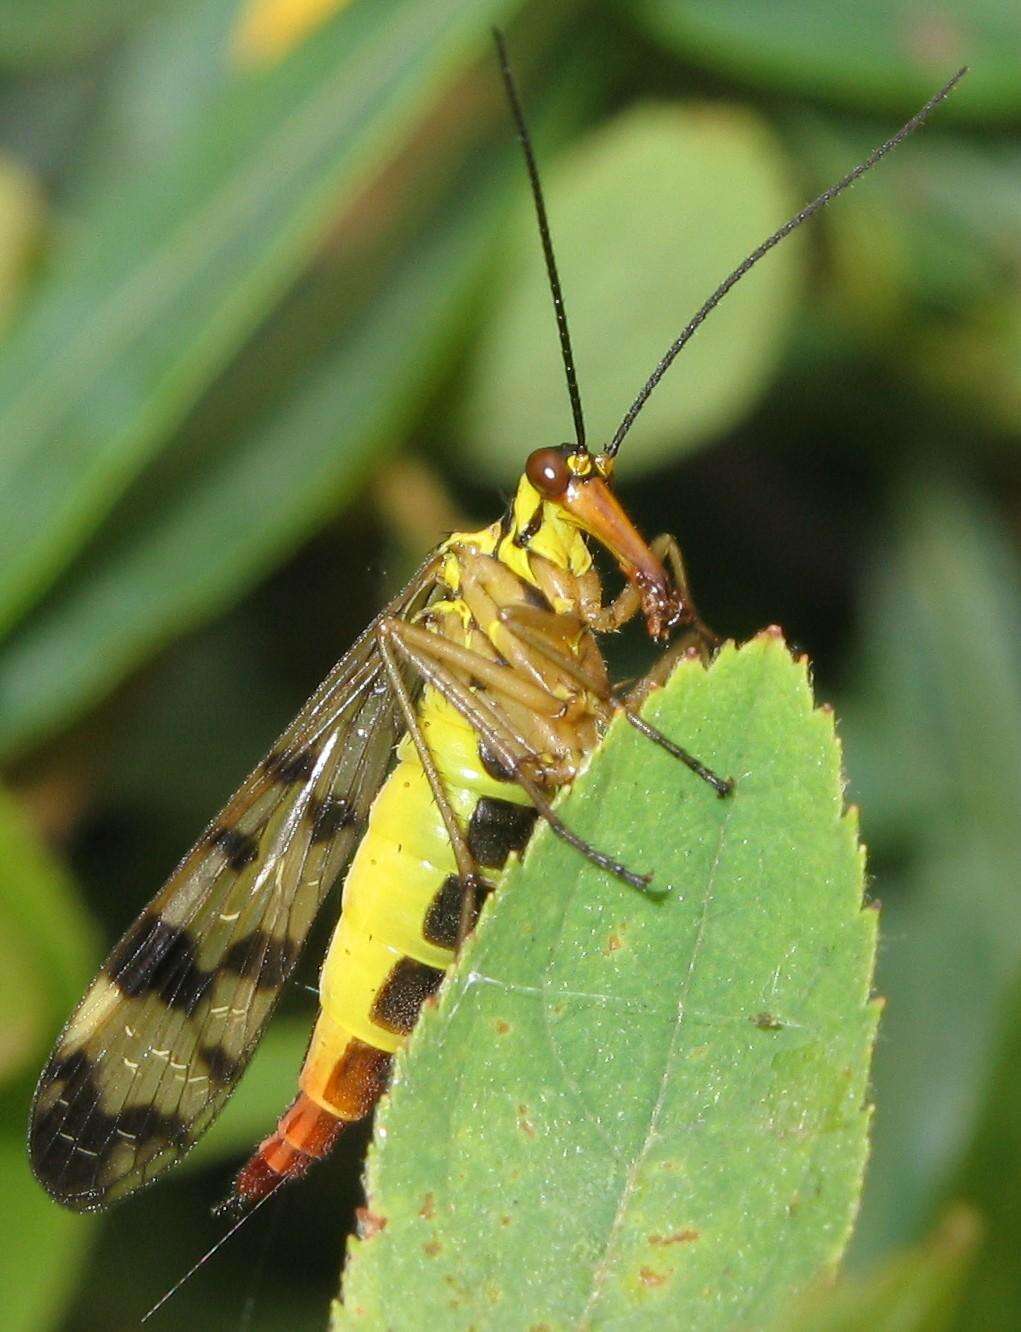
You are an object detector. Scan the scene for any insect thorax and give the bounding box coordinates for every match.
[439,471,595,615]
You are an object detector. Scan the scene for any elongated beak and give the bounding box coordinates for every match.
[559,475,687,639]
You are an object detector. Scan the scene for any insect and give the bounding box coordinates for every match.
[29,35,965,1221]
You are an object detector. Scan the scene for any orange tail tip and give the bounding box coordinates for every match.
[224,1093,345,1212]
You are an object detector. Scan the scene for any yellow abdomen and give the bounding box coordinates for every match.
[300,685,535,1117]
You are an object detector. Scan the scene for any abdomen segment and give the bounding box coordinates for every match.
[230,688,535,1206]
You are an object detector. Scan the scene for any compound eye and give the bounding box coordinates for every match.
[525,447,570,499]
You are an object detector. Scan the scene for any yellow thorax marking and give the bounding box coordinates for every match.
[439,473,592,609]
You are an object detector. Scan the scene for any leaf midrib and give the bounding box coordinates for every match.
[578,660,759,1325]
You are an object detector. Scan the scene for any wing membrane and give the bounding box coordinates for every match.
[30,564,438,1210]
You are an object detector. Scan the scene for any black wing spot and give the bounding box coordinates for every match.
[467,797,537,869]
[207,825,259,871]
[117,1103,190,1148]
[108,912,212,1014]
[308,795,355,844]
[40,1046,90,1090]
[222,930,295,989]
[30,1051,187,1207]
[264,746,317,785]
[371,958,444,1035]
[200,1042,242,1087]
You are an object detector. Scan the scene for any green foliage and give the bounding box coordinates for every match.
[0,0,168,69]
[0,785,98,1332]
[845,476,1021,1290]
[337,637,875,1328]
[786,1208,979,1332]
[0,0,523,640]
[638,0,1021,118]
[0,148,513,759]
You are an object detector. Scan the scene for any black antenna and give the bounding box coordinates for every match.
[494,28,586,448]
[606,66,968,458]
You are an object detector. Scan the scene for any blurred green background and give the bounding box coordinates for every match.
[0,0,1018,1328]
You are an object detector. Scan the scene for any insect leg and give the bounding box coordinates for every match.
[380,620,652,892]
[582,531,713,645]
[500,603,731,795]
[624,710,733,797]
[648,533,719,650]
[496,604,613,701]
[394,619,568,717]
[376,620,484,947]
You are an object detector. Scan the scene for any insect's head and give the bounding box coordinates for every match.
[520,442,684,640]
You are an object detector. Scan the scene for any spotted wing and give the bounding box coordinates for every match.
[29,564,438,1211]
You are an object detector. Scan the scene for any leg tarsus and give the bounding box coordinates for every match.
[624,709,734,797]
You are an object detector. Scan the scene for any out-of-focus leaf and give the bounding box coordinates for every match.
[801,127,1020,330]
[914,298,1021,437]
[0,1130,96,1332]
[638,0,1017,120]
[233,0,353,67]
[0,154,43,335]
[949,968,1021,1327]
[784,1207,979,1332]
[76,0,242,193]
[0,137,512,760]
[337,634,875,1329]
[846,476,1021,1262]
[0,784,98,1331]
[0,785,97,1080]
[0,0,170,68]
[0,0,523,637]
[459,101,802,481]
[794,123,1021,417]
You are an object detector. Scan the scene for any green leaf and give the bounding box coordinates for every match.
[0,1129,97,1332]
[0,0,169,68]
[784,1208,979,1332]
[847,475,1021,1262]
[950,967,1021,1327]
[638,0,1019,120]
[0,138,511,761]
[459,101,802,481]
[791,121,1021,365]
[0,153,44,336]
[0,784,97,1081]
[0,784,99,1331]
[0,0,523,636]
[336,633,875,1329]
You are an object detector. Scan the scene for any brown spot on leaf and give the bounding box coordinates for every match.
[494,1019,510,1036]
[356,1207,388,1239]
[639,1267,666,1287]
[423,1238,442,1257]
[517,1105,536,1138]
[419,1192,435,1220]
[649,1228,699,1246]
